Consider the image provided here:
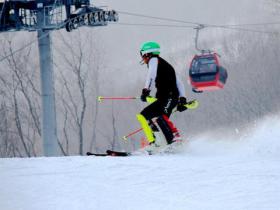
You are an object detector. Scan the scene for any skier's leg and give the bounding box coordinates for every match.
[155,98,180,144]
[157,115,181,144]
[137,101,163,144]
[136,114,155,143]
[156,115,174,144]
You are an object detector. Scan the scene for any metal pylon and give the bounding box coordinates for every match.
[37,8,59,156]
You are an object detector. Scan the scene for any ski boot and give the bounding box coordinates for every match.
[144,140,161,155]
[171,131,183,144]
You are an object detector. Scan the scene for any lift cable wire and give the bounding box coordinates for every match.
[118,10,280,28]
[115,21,276,35]
[206,24,276,34]
[1,10,279,63]
[117,11,202,26]
[219,22,280,27]
[118,10,279,34]
[115,22,195,28]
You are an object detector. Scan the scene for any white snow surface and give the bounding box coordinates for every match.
[1,116,280,210]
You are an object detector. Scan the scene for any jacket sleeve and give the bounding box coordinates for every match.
[144,57,158,90]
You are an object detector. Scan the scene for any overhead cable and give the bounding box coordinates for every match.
[1,10,279,63]
[118,10,279,35]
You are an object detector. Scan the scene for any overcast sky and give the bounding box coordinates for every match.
[89,0,266,67]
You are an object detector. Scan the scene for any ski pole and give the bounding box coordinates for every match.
[97,96,158,103]
[98,96,198,109]
[123,115,161,141]
[123,127,143,140]
[98,96,140,102]
[123,119,157,140]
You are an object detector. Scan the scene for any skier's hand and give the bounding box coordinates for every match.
[141,88,151,102]
[177,97,187,112]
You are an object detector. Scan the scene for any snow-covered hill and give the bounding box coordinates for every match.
[0,115,279,210]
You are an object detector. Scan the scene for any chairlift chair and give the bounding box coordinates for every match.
[188,25,228,92]
[189,52,228,92]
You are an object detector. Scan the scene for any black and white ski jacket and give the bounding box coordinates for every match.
[144,56,186,100]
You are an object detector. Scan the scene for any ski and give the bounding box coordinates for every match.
[87,140,184,157]
[86,150,131,157]
[86,152,108,156]
[106,150,131,156]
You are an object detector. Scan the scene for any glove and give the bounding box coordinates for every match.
[177,97,187,112]
[140,88,151,102]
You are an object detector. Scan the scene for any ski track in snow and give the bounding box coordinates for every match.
[0,116,280,210]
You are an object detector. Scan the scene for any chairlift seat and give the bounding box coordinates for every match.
[189,53,227,91]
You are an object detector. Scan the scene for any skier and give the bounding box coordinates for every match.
[137,41,188,151]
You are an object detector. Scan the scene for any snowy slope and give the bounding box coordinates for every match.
[0,116,280,210]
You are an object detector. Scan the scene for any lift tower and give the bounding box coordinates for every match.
[0,0,118,156]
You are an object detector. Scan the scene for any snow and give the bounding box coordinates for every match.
[1,116,280,210]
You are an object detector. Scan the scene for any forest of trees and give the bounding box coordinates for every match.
[0,0,280,157]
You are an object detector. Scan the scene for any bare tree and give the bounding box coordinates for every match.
[0,36,41,157]
[53,29,105,155]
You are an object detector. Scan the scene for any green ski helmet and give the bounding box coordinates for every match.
[140,41,160,57]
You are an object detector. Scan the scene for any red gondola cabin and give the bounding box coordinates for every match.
[189,53,227,92]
